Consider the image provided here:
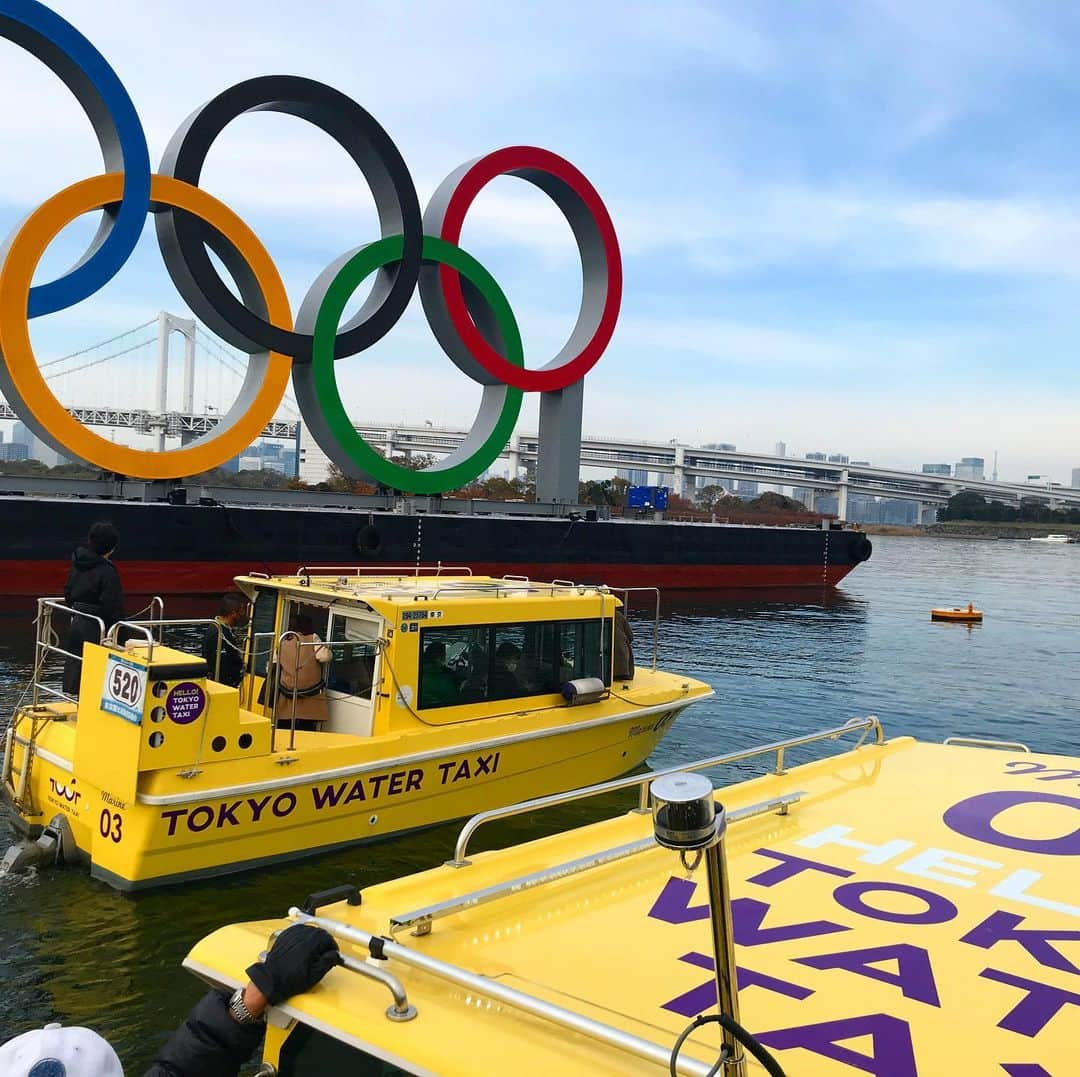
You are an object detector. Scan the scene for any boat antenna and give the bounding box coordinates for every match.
[650,772,786,1076]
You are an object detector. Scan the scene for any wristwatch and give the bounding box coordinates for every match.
[229,986,265,1026]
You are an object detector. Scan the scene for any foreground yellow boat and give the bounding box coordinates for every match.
[184,719,1076,1074]
[1,568,710,890]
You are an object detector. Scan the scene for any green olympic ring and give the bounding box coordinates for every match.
[300,235,523,493]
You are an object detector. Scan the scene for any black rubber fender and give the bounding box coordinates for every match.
[851,534,873,562]
[355,524,382,555]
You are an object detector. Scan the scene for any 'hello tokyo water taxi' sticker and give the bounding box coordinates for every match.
[101,655,148,725]
[165,682,207,725]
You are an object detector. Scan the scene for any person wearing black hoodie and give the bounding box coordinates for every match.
[62,520,124,697]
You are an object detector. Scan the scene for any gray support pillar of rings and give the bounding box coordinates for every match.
[537,379,584,503]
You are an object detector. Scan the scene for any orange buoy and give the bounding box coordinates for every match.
[931,602,983,622]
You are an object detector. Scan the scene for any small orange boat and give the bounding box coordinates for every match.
[931,603,983,622]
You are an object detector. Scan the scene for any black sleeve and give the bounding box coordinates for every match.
[63,562,76,606]
[99,564,124,630]
[201,625,218,667]
[143,989,264,1077]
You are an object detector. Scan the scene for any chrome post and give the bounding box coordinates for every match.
[651,772,745,1075]
[773,746,786,776]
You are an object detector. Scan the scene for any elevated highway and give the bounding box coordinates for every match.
[4,403,1075,519]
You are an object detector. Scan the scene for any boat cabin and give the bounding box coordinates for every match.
[233,567,627,740]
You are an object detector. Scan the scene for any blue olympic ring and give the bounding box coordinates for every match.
[0,0,150,317]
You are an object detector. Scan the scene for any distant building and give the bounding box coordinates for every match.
[922,463,951,476]
[954,457,985,481]
[804,452,827,462]
[1025,474,1054,488]
[618,468,648,486]
[12,420,66,467]
[734,480,759,496]
[774,441,786,458]
[1071,468,1080,489]
[852,460,871,466]
[0,443,29,463]
[702,442,736,451]
[238,455,263,472]
[827,453,849,464]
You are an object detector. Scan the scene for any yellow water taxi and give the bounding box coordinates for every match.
[183,718,1077,1074]
[1,567,710,890]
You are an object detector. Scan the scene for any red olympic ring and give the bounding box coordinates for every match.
[432,146,622,393]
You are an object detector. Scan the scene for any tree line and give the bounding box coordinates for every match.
[940,489,1080,524]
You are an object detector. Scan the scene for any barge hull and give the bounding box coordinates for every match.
[0,496,870,595]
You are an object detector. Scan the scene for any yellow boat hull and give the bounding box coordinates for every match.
[6,704,687,890]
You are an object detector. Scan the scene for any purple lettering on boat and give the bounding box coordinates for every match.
[661,951,812,1017]
[981,968,1080,1038]
[747,848,854,888]
[943,790,1080,856]
[734,897,850,946]
[794,943,941,1006]
[833,881,957,925]
[756,1013,918,1076]
[962,911,1080,976]
[166,682,206,725]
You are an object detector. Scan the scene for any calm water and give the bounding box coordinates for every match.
[1,535,1078,1070]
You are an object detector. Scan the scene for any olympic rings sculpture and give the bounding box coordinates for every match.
[0,0,621,492]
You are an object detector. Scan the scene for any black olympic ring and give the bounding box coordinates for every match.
[155,75,422,364]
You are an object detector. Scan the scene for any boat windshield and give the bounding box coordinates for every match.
[418,617,612,709]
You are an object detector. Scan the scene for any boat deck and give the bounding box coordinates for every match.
[187,733,1079,1073]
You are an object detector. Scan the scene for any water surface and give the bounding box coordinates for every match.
[1,535,1077,1069]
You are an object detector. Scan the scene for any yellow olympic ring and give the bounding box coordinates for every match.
[0,174,292,480]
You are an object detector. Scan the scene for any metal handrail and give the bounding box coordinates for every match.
[610,587,660,672]
[944,736,1031,753]
[32,598,107,708]
[288,909,714,1077]
[119,617,225,681]
[296,563,474,578]
[272,632,336,751]
[338,953,416,1021]
[393,792,804,937]
[450,716,884,866]
[105,620,155,659]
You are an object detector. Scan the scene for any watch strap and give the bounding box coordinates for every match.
[229,986,264,1025]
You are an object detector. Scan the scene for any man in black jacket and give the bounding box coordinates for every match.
[62,521,124,696]
[201,592,249,687]
[0,924,342,1077]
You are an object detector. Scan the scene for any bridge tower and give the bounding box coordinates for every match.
[151,312,197,451]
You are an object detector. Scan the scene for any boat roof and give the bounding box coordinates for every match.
[234,569,627,614]
[186,726,1078,1074]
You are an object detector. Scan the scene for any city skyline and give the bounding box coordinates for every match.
[1,2,1079,479]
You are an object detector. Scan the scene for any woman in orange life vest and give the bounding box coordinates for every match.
[276,613,332,727]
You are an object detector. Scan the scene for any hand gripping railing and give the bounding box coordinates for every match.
[449,716,884,867]
[288,909,715,1077]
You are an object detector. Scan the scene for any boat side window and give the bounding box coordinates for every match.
[418,618,613,710]
[326,614,379,700]
[249,588,278,678]
[560,619,610,682]
[276,1022,414,1075]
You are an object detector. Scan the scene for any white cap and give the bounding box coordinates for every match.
[0,1024,123,1077]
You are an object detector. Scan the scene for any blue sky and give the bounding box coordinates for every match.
[2,0,1079,481]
